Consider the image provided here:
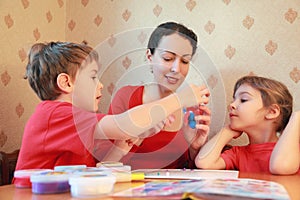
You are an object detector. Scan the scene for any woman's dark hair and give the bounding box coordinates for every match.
[147,22,198,56]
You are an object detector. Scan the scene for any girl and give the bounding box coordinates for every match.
[195,75,293,173]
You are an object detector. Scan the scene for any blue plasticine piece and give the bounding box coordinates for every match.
[188,111,196,129]
[188,120,196,129]
[188,111,195,121]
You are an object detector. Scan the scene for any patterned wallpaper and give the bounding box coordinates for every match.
[0,0,299,152]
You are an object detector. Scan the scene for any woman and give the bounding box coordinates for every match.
[105,22,211,169]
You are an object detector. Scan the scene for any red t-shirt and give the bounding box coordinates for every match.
[16,101,105,171]
[107,85,192,170]
[221,142,276,173]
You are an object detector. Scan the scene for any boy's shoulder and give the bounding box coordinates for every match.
[39,100,72,109]
[35,100,73,116]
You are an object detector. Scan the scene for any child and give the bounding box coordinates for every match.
[195,75,293,173]
[270,111,300,174]
[15,41,209,171]
[103,22,211,169]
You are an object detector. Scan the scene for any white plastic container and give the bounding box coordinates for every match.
[69,174,116,198]
[97,162,132,182]
[30,171,70,194]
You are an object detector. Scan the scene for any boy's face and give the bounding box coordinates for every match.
[148,33,193,94]
[72,60,103,112]
[228,83,268,133]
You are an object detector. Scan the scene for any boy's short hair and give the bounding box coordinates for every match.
[25,41,99,100]
[233,75,293,132]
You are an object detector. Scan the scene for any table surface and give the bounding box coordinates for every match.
[0,172,299,200]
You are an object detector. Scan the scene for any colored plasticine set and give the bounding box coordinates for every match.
[13,162,144,198]
[13,164,290,199]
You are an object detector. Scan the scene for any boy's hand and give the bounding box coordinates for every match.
[178,84,210,108]
[113,138,139,156]
[135,114,176,146]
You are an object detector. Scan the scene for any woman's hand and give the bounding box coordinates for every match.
[183,105,211,151]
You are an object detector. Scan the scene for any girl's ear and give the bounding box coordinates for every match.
[146,49,152,61]
[57,73,73,93]
[265,104,280,120]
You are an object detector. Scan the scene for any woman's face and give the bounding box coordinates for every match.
[148,33,193,93]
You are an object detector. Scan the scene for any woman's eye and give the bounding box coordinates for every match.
[241,99,248,103]
[163,57,173,62]
[181,59,190,64]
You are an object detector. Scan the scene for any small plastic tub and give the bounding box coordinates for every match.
[69,174,116,198]
[13,169,52,188]
[97,162,132,182]
[30,171,70,194]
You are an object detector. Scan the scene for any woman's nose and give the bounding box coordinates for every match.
[170,58,180,73]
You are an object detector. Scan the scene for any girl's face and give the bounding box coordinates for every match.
[228,84,269,133]
[148,33,193,93]
[72,60,103,112]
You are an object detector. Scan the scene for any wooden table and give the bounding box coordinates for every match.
[0,172,299,200]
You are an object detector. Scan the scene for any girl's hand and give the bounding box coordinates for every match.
[183,105,211,151]
[224,125,243,139]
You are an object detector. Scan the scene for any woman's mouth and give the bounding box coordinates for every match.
[166,76,179,84]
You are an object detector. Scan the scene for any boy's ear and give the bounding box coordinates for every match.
[57,73,73,93]
[265,104,280,120]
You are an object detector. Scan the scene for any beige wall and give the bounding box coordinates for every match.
[0,0,299,152]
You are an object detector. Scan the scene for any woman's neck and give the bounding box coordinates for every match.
[143,83,173,103]
[143,83,182,132]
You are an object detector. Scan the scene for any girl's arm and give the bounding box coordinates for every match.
[95,84,210,140]
[270,111,300,175]
[195,127,240,170]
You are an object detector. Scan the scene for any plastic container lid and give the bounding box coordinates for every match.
[97,162,131,172]
[30,171,70,183]
[14,169,52,178]
[54,165,87,172]
[73,167,112,175]
[14,169,52,188]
